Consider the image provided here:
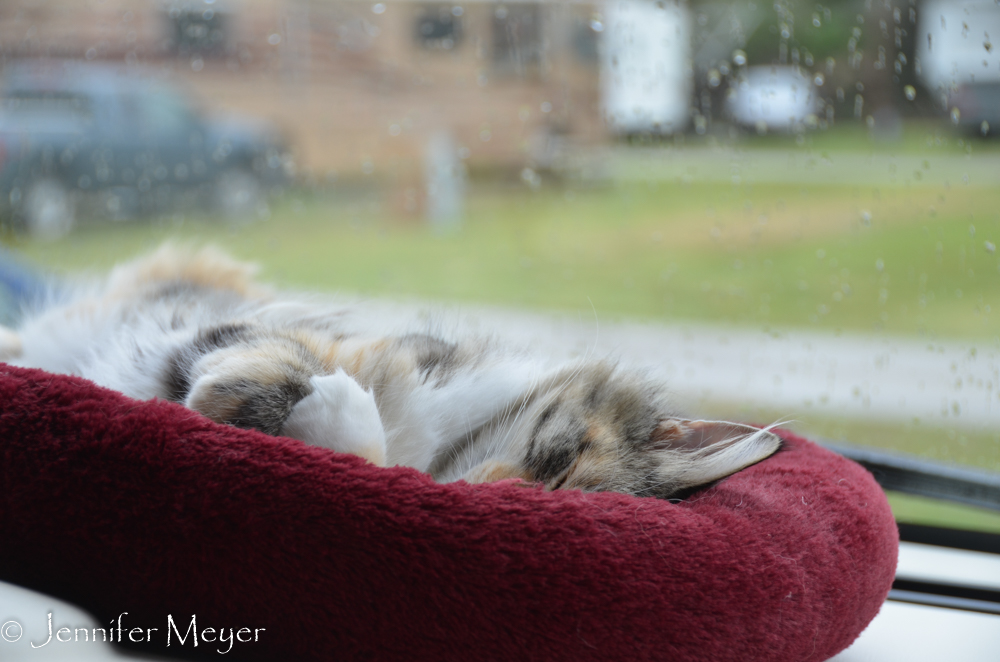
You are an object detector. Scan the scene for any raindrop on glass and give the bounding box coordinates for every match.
[904,85,916,101]
[813,73,825,86]
[372,3,386,15]
[981,120,990,136]
[951,107,961,124]
[732,50,747,66]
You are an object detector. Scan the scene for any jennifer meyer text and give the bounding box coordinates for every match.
[2,612,264,654]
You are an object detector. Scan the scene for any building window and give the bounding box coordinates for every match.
[492,4,543,73]
[168,8,228,56]
[415,6,462,50]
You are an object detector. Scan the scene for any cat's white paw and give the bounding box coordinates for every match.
[280,371,387,466]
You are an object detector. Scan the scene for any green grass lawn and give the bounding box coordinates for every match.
[12,178,999,340]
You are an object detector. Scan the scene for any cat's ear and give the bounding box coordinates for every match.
[651,419,771,450]
[650,419,781,489]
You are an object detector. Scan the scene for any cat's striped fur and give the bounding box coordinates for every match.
[0,245,781,498]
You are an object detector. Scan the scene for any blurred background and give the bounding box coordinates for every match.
[0,0,997,532]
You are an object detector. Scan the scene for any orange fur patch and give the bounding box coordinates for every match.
[463,461,532,484]
[107,244,269,299]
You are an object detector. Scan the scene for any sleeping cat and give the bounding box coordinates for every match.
[0,245,780,498]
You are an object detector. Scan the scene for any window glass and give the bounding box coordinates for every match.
[1,0,997,533]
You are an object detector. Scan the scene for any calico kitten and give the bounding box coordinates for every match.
[0,245,780,498]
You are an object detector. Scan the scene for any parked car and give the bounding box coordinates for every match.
[726,65,819,133]
[0,60,292,238]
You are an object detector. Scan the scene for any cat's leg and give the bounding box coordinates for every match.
[174,328,386,465]
[460,363,781,499]
[0,326,22,361]
[281,372,387,466]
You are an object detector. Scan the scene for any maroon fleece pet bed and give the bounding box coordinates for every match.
[0,364,897,661]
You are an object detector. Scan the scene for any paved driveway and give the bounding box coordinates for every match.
[344,298,999,431]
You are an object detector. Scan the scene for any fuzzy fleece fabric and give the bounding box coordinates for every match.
[0,364,898,661]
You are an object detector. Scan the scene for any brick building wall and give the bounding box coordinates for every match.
[0,0,607,177]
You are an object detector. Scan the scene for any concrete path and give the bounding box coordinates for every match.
[346,298,999,431]
[600,145,1000,189]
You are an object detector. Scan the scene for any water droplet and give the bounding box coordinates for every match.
[371,3,386,14]
[904,85,916,101]
[812,14,821,27]
[875,258,884,272]
[981,120,990,136]
[732,49,747,66]
[540,101,552,113]
[267,33,281,45]
[951,107,961,124]
[813,73,825,86]
[590,19,604,32]
[985,241,996,254]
